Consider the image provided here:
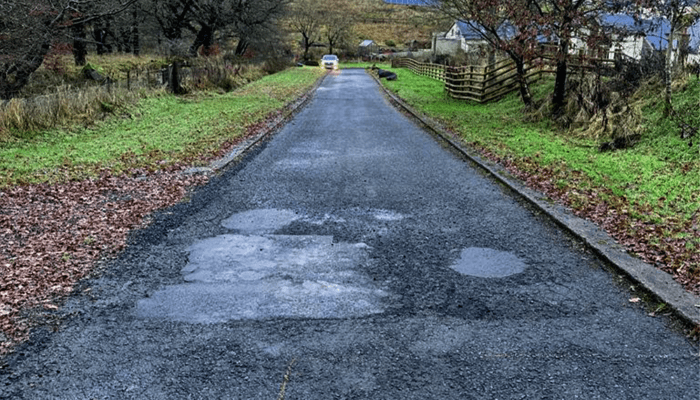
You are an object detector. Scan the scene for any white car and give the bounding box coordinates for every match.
[321,54,339,70]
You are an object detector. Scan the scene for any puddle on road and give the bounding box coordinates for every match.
[136,209,388,323]
[450,247,526,278]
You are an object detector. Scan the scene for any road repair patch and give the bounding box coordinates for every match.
[135,209,388,323]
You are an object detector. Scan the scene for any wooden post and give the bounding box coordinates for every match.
[445,66,451,96]
[169,61,185,95]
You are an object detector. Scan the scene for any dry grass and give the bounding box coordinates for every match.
[0,85,151,135]
[0,54,270,139]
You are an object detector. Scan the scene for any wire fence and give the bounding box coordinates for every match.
[0,59,258,133]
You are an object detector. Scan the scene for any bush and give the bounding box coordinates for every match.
[262,56,291,74]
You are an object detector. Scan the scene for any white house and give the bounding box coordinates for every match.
[599,14,659,61]
[600,13,700,65]
[441,20,521,54]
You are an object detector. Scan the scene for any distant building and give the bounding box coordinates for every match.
[434,20,551,59]
[592,14,700,65]
[359,40,379,58]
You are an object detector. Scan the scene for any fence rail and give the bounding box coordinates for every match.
[392,56,614,103]
[392,58,447,81]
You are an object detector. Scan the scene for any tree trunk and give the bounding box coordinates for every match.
[327,34,336,56]
[94,19,115,54]
[104,20,114,54]
[0,41,52,100]
[168,61,185,95]
[94,25,107,55]
[664,18,676,117]
[190,24,214,57]
[235,38,249,56]
[552,39,569,116]
[132,10,140,56]
[302,33,312,60]
[72,23,87,66]
[515,59,532,107]
[118,28,131,53]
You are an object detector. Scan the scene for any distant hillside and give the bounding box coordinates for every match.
[349,0,449,48]
[282,0,450,58]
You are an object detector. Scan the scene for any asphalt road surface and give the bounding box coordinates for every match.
[1,69,698,399]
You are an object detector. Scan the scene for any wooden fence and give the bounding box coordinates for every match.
[392,58,446,81]
[392,56,615,103]
[444,59,552,103]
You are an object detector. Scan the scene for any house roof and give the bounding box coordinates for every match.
[454,20,554,44]
[455,20,516,41]
[359,40,376,47]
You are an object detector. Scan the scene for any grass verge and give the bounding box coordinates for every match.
[379,68,700,294]
[340,62,392,69]
[0,67,326,187]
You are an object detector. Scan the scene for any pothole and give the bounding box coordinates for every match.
[450,247,526,278]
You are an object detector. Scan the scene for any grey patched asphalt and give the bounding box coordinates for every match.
[1,69,698,399]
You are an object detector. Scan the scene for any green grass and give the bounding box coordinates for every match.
[382,70,699,220]
[382,68,700,281]
[340,62,392,69]
[0,67,326,186]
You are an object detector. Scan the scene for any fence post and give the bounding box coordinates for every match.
[169,61,185,94]
[481,65,488,101]
[127,69,131,91]
[445,66,450,95]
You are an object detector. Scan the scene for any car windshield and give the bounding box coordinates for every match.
[322,55,338,61]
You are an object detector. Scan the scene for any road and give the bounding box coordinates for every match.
[1,69,698,399]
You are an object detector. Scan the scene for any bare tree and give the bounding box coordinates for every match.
[288,0,324,61]
[0,0,138,99]
[137,0,287,58]
[435,0,546,106]
[633,0,700,115]
[320,0,354,55]
[534,0,616,116]
[70,1,140,64]
[436,0,620,112]
[140,0,197,55]
[231,0,289,56]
